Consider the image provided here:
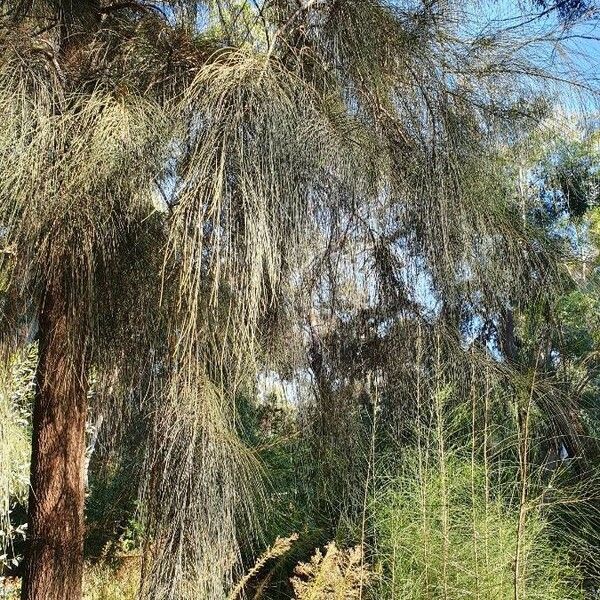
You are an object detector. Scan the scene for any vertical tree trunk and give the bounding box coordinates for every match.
[20,3,100,597]
[21,277,88,600]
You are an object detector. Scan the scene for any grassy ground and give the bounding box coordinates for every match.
[1,556,140,600]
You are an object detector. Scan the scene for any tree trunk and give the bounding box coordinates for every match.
[19,2,101,597]
[21,278,89,600]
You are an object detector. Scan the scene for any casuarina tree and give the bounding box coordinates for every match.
[0,1,594,599]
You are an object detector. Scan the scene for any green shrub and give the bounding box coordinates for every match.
[375,454,584,600]
[0,346,34,575]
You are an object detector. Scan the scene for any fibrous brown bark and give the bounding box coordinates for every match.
[20,3,101,597]
[21,277,88,600]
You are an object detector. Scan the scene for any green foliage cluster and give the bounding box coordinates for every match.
[376,455,583,600]
[0,347,34,576]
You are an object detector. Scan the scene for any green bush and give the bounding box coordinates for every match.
[0,346,34,575]
[375,454,584,600]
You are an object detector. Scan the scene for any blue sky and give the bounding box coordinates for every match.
[480,0,600,90]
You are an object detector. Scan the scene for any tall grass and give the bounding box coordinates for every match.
[376,455,583,600]
[83,558,140,600]
[0,560,140,600]
[374,385,587,600]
